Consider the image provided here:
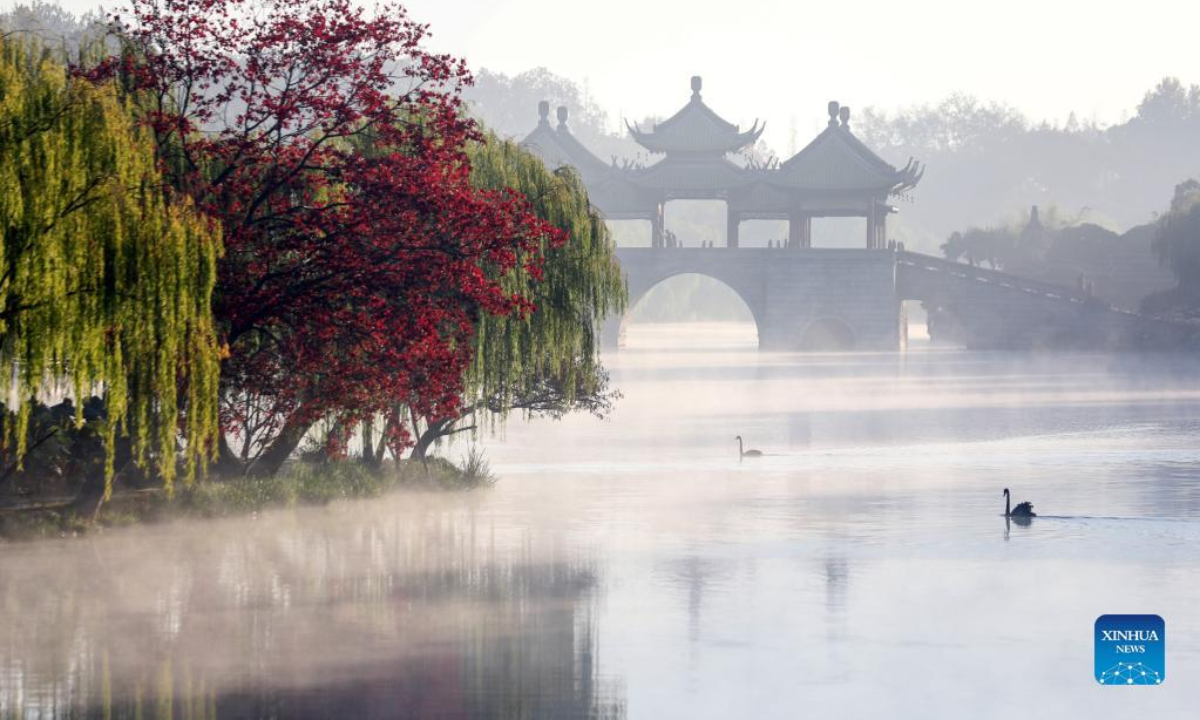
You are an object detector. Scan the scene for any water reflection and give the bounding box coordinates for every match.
[5,324,1200,719]
[0,504,624,719]
[1003,514,1033,541]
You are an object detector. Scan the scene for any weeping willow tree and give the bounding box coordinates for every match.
[0,38,221,499]
[389,135,626,461]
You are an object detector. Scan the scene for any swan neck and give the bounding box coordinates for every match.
[1005,492,1010,517]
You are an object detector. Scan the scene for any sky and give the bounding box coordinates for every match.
[27,0,1200,152]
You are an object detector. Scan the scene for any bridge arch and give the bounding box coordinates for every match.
[798,316,857,351]
[603,248,907,352]
[618,271,763,348]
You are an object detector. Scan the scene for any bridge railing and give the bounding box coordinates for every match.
[896,251,1102,309]
[897,251,1200,344]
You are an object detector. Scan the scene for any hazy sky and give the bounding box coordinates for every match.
[28,0,1200,151]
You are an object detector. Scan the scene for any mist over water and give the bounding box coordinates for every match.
[4,323,1200,718]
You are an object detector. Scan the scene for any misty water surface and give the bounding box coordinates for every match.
[2,323,1199,719]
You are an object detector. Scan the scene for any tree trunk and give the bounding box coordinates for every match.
[248,411,314,478]
[69,436,133,519]
[361,418,378,468]
[324,418,351,463]
[379,405,406,466]
[410,417,460,460]
[214,433,248,479]
[373,415,391,465]
[409,419,439,461]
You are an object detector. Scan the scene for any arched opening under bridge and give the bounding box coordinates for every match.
[622,273,759,350]
[798,317,857,351]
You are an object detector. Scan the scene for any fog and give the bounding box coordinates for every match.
[5,329,1200,717]
[4,0,1200,717]
[404,0,1194,134]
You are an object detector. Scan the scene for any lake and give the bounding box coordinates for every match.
[2,323,1199,719]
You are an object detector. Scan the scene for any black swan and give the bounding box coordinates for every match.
[736,436,763,458]
[1003,488,1036,517]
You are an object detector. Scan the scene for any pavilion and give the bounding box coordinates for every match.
[520,76,923,249]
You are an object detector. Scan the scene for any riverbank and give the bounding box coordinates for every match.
[0,454,494,541]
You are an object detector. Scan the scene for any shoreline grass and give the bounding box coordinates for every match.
[0,452,496,541]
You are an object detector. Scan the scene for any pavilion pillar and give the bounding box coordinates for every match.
[651,204,664,249]
[789,213,811,249]
[866,203,878,249]
[726,210,740,248]
[866,199,887,249]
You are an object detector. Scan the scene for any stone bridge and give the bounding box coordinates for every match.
[602,248,1186,351]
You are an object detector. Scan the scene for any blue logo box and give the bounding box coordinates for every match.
[1095,615,1164,685]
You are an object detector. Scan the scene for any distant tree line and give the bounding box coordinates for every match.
[858,80,1200,249]
[1144,180,1200,318]
[938,206,1165,310]
[937,175,1200,318]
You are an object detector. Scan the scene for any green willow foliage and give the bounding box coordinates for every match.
[0,38,221,495]
[466,135,626,419]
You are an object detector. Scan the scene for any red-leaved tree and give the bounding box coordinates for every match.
[85,0,562,475]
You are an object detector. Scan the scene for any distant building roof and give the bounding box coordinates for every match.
[628,156,752,194]
[771,102,923,193]
[520,102,611,181]
[625,76,764,156]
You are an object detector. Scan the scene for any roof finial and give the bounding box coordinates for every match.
[828,101,840,127]
[556,106,569,128]
[691,75,702,99]
[839,106,851,128]
[538,100,550,125]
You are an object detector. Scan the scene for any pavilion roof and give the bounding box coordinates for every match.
[772,102,924,193]
[520,102,611,181]
[626,76,764,156]
[521,95,923,212]
[628,155,752,193]
[730,175,795,213]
